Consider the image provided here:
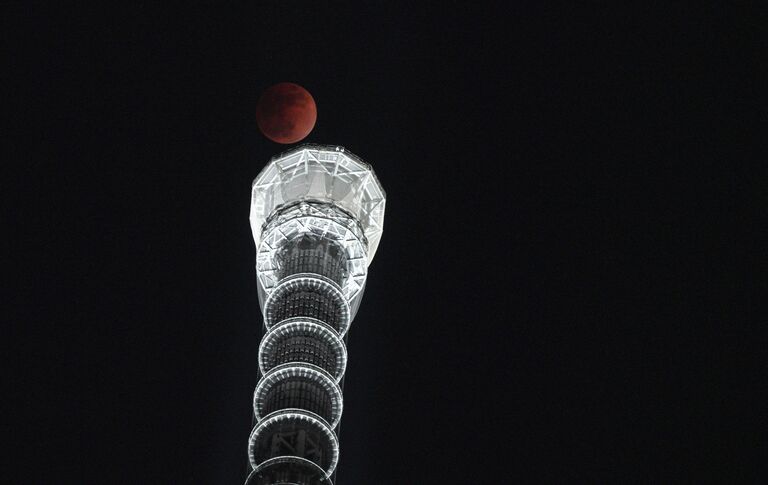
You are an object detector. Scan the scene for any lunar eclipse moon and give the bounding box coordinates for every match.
[256,82,317,144]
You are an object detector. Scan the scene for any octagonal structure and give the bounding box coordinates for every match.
[249,144,386,264]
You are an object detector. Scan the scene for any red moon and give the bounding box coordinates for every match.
[256,82,317,144]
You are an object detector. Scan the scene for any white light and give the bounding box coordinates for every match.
[245,456,330,485]
[246,145,386,480]
[253,362,344,428]
[250,145,386,264]
[263,274,351,336]
[259,317,348,382]
[255,201,370,303]
[248,409,340,475]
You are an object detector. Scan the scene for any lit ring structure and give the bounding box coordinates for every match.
[257,200,370,304]
[245,457,331,485]
[263,273,351,336]
[248,409,340,475]
[259,317,347,382]
[253,362,344,428]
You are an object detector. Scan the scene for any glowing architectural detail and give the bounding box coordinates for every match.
[246,145,385,484]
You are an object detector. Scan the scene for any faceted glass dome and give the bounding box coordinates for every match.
[250,145,386,264]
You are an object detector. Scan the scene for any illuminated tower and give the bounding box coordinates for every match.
[245,145,386,484]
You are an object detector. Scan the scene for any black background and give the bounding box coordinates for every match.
[4,2,763,483]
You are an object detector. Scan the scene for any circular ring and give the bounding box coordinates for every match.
[263,273,351,336]
[254,198,372,302]
[259,317,348,382]
[253,363,343,428]
[245,456,332,485]
[248,409,339,475]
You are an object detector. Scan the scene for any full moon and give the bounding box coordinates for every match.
[256,82,317,144]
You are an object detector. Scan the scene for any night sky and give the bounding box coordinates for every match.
[5,3,762,484]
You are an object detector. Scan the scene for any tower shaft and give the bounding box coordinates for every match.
[246,146,386,485]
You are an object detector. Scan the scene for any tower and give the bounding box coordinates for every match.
[245,145,386,484]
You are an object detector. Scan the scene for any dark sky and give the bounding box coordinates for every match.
[5,3,763,484]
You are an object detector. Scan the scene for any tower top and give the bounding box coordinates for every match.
[250,144,386,264]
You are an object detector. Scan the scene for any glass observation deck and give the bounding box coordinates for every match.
[250,146,386,313]
[249,145,386,263]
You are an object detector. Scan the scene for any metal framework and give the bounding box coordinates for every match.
[245,145,386,484]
